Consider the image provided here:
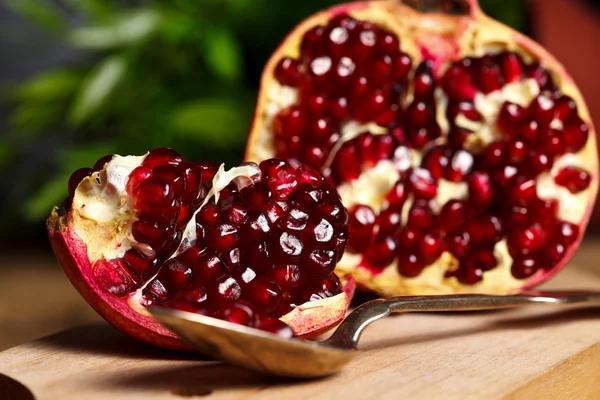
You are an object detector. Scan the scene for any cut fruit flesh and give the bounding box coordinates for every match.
[48,150,354,349]
[246,1,599,295]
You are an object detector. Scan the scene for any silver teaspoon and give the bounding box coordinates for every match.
[148,290,600,378]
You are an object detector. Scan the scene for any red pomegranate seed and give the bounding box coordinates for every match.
[377,207,402,236]
[158,258,192,291]
[446,232,470,258]
[528,152,552,174]
[417,234,443,263]
[554,166,591,193]
[394,53,413,80]
[497,102,528,136]
[468,172,493,209]
[306,249,337,278]
[269,264,302,288]
[562,117,589,152]
[407,203,436,230]
[445,150,473,182]
[409,168,437,199]
[406,101,433,127]
[507,223,546,255]
[221,302,256,326]
[457,267,484,284]
[440,200,467,232]
[246,277,282,313]
[68,167,94,198]
[421,146,448,180]
[492,165,518,187]
[354,89,388,122]
[529,95,555,127]
[413,61,435,99]
[507,178,537,206]
[507,206,529,227]
[144,148,183,168]
[507,140,527,164]
[541,131,566,157]
[554,95,577,123]
[482,143,506,170]
[399,227,422,248]
[521,120,539,142]
[93,154,114,171]
[499,52,524,83]
[442,64,477,100]
[365,235,397,267]
[511,256,538,279]
[123,250,155,276]
[534,199,558,227]
[546,242,566,262]
[386,181,408,207]
[397,253,425,278]
[329,96,349,120]
[275,57,301,87]
[556,222,579,245]
[348,205,376,252]
[93,259,139,297]
[471,250,498,271]
[466,215,502,246]
[272,106,308,138]
[476,56,503,93]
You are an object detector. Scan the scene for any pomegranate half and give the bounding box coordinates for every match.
[246,0,599,295]
[48,149,354,349]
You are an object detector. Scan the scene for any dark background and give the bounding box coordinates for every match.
[0,0,599,251]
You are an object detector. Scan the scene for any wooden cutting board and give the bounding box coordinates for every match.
[1,265,599,400]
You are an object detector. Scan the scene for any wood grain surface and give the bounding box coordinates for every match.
[1,248,600,399]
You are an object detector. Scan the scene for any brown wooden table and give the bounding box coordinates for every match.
[1,240,600,399]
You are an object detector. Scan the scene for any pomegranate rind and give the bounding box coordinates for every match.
[246,1,599,295]
[280,274,355,339]
[47,207,187,350]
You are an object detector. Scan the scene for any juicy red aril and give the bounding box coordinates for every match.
[221,302,256,326]
[498,102,528,136]
[417,234,443,263]
[275,57,301,87]
[507,224,546,255]
[347,205,376,252]
[397,253,425,277]
[409,168,437,199]
[440,200,466,232]
[468,172,494,209]
[554,167,591,193]
[144,147,183,168]
[68,168,94,198]
[511,256,538,279]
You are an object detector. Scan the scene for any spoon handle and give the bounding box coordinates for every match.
[325,290,600,349]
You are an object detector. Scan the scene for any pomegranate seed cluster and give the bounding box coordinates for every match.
[270,15,593,284]
[67,148,218,297]
[272,15,413,169]
[66,154,348,335]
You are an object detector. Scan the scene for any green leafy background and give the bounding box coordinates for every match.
[0,0,526,242]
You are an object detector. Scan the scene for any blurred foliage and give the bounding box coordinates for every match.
[1,0,526,238]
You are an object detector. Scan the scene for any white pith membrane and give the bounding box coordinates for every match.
[248,9,597,295]
[70,158,350,323]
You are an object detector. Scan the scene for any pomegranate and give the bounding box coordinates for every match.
[47,148,354,349]
[246,0,599,295]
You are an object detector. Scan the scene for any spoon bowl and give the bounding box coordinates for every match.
[149,307,356,378]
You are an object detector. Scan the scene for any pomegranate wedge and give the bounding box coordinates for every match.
[48,149,354,349]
